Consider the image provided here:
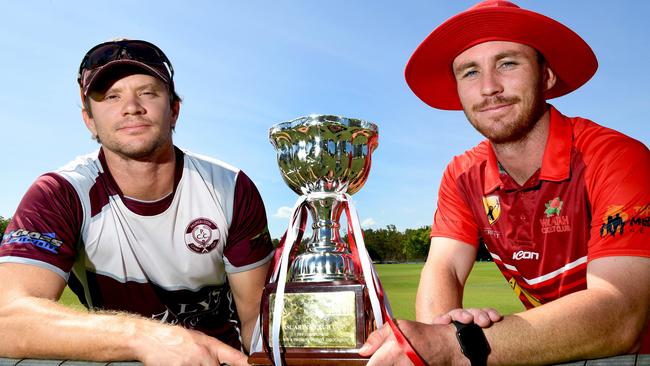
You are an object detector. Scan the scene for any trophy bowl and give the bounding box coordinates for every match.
[270,114,378,196]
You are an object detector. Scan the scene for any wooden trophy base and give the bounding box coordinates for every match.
[248,352,368,366]
[248,281,374,365]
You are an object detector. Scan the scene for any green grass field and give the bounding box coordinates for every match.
[375,262,524,320]
[58,262,524,319]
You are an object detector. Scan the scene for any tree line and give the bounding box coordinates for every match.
[0,216,9,238]
[271,224,492,263]
[0,217,490,262]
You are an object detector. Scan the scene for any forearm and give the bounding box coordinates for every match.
[485,288,645,365]
[228,262,270,353]
[416,261,464,323]
[0,296,147,361]
[236,291,263,353]
[240,315,256,353]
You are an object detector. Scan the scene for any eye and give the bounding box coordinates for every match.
[104,93,119,101]
[463,70,478,78]
[499,61,517,69]
[140,89,159,97]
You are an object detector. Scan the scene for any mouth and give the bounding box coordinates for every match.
[117,121,151,133]
[117,126,151,136]
[479,103,513,113]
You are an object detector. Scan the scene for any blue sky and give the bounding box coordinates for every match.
[1,1,648,239]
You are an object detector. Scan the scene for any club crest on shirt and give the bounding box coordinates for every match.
[185,218,220,254]
[482,195,501,225]
[539,197,571,234]
[544,197,563,217]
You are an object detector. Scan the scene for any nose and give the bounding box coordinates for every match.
[480,69,503,97]
[121,93,145,116]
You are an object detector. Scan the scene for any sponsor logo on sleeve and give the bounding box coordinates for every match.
[184,218,220,254]
[630,204,650,234]
[482,195,501,225]
[1,229,63,254]
[600,205,627,237]
[250,226,271,246]
[601,204,650,237]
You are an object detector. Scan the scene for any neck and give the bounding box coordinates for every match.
[492,110,551,186]
[103,144,177,201]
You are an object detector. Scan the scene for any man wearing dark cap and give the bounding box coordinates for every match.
[360,1,650,365]
[0,39,273,365]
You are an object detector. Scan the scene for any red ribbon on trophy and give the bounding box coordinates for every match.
[265,193,425,366]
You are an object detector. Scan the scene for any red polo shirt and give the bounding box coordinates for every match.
[431,105,650,352]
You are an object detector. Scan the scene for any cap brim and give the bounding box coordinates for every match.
[405,6,598,110]
[82,59,171,96]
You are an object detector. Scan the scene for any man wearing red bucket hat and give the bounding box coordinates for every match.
[0,39,273,365]
[360,1,650,365]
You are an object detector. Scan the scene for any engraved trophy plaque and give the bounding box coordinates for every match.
[249,115,387,366]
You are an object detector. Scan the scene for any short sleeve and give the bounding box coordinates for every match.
[584,136,650,260]
[430,160,480,247]
[0,173,83,279]
[222,171,273,273]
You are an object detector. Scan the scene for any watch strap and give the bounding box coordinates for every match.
[452,320,491,366]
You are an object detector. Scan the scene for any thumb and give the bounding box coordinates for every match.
[208,340,249,366]
[359,324,392,356]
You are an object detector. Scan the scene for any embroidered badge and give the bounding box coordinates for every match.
[185,218,220,254]
[544,197,563,217]
[482,195,501,225]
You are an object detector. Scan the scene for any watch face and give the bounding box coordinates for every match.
[458,324,487,346]
[456,322,490,364]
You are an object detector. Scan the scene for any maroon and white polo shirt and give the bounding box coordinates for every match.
[0,146,274,350]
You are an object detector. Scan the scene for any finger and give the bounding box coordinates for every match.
[365,339,393,366]
[484,308,503,322]
[465,308,491,327]
[205,338,248,366]
[359,325,392,356]
[217,348,248,366]
[431,313,452,325]
[366,336,413,366]
[448,308,474,324]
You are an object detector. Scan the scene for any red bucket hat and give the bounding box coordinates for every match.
[405,0,598,110]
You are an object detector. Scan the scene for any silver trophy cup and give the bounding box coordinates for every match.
[269,114,378,283]
[248,114,379,364]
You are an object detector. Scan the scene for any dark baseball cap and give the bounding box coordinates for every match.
[77,39,175,97]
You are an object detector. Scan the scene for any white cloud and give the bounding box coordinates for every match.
[273,206,293,219]
[361,217,377,229]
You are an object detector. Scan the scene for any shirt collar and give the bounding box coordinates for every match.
[483,105,573,194]
[539,106,572,182]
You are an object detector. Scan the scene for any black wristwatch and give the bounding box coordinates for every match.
[452,320,491,366]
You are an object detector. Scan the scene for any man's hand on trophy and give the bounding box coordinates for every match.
[133,323,250,366]
[359,319,466,366]
[432,307,503,328]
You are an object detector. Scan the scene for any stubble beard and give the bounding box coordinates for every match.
[100,120,174,161]
[465,93,547,145]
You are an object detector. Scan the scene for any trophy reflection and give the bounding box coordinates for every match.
[249,115,385,365]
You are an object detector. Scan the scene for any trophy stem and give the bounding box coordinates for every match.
[289,196,358,282]
[307,197,347,253]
